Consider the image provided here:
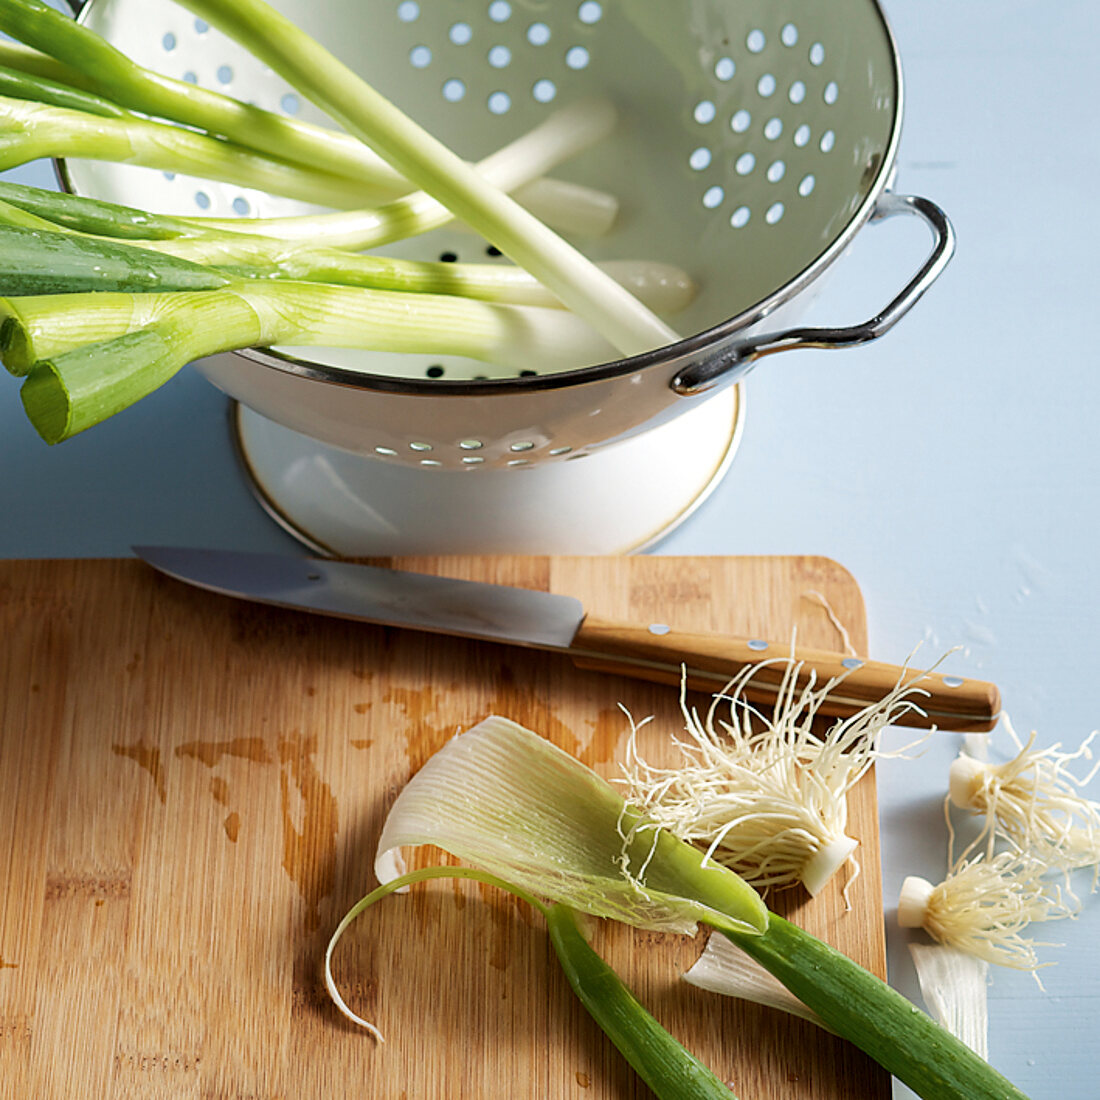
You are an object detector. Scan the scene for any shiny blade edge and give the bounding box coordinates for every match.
[132,546,585,651]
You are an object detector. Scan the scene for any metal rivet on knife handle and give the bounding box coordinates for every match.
[568,615,1001,733]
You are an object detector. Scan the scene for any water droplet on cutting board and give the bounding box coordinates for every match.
[175,737,271,766]
[277,732,339,929]
[111,741,166,803]
[209,776,231,806]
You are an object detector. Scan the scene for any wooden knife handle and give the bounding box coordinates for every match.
[568,615,1000,732]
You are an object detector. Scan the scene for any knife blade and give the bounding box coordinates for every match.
[133,545,1000,732]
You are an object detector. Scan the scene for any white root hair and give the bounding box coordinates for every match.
[618,655,932,897]
[905,850,1077,976]
[948,716,1100,885]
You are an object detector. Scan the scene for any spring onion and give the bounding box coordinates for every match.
[0,38,85,88]
[5,283,624,442]
[369,714,1030,1099]
[620,660,928,897]
[0,216,694,316]
[0,93,619,242]
[0,80,684,441]
[0,95,404,210]
[0,0,407,195]
[0,61,128,118]
[0,179,192,239]
[0,195,78,232]
[0,223,234,297]
[0,0,680,443]
[546,904,743,1100]
[159,96,626,246]
[324,865,742,1100]
[375,716,768,937]
[170,0,678,355]
[0,94,621,245]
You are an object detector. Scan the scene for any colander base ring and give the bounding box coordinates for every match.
[229,387,743,557]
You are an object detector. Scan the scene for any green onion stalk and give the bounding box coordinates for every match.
[0,219,694,321]
[546,905,742,1100]
[0,39,85,87]
[0,195,75,232]
[3,282,619,442]
[0,179,192,239]
[170,0,678,356]
[325,865,741,1100]
[0,84,683,445]
[0,95,407,210]
[165,96,623,246]
[0,223,236,298]
[0,92,620,246]
[359,716,1031,1100]
[0,60,130,118]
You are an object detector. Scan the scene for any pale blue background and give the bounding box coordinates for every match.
[2,2,1098,1096]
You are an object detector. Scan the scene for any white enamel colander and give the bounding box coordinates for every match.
[59,0,953,554]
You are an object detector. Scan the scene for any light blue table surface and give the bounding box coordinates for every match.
[2,3,1098,1097]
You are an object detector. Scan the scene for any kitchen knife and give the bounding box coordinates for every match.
[133,545,1000,732]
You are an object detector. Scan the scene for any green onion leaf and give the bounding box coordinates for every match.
[4,284,621,437]
[0,39,89,89]
[20,327,180,443]
[0,0,615,227]
[0,224,232,296]
[547,905,740,1100]
[174,97,623,249]
[723,915,1030,1100]
[375,716,769,938]
[0,95,396,210]
[0,0,407,194]
[0,179,190,240]
[0,61,128,118]
[325,863,741,1099]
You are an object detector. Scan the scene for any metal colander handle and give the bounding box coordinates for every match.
[671,192,955,396]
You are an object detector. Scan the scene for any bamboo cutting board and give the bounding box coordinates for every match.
[0,555,890,1099]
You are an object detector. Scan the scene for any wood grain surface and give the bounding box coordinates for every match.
[0,555,890,1099]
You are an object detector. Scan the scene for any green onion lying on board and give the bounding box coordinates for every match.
[325,865,744,1100]
[328,715,1031,1100]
